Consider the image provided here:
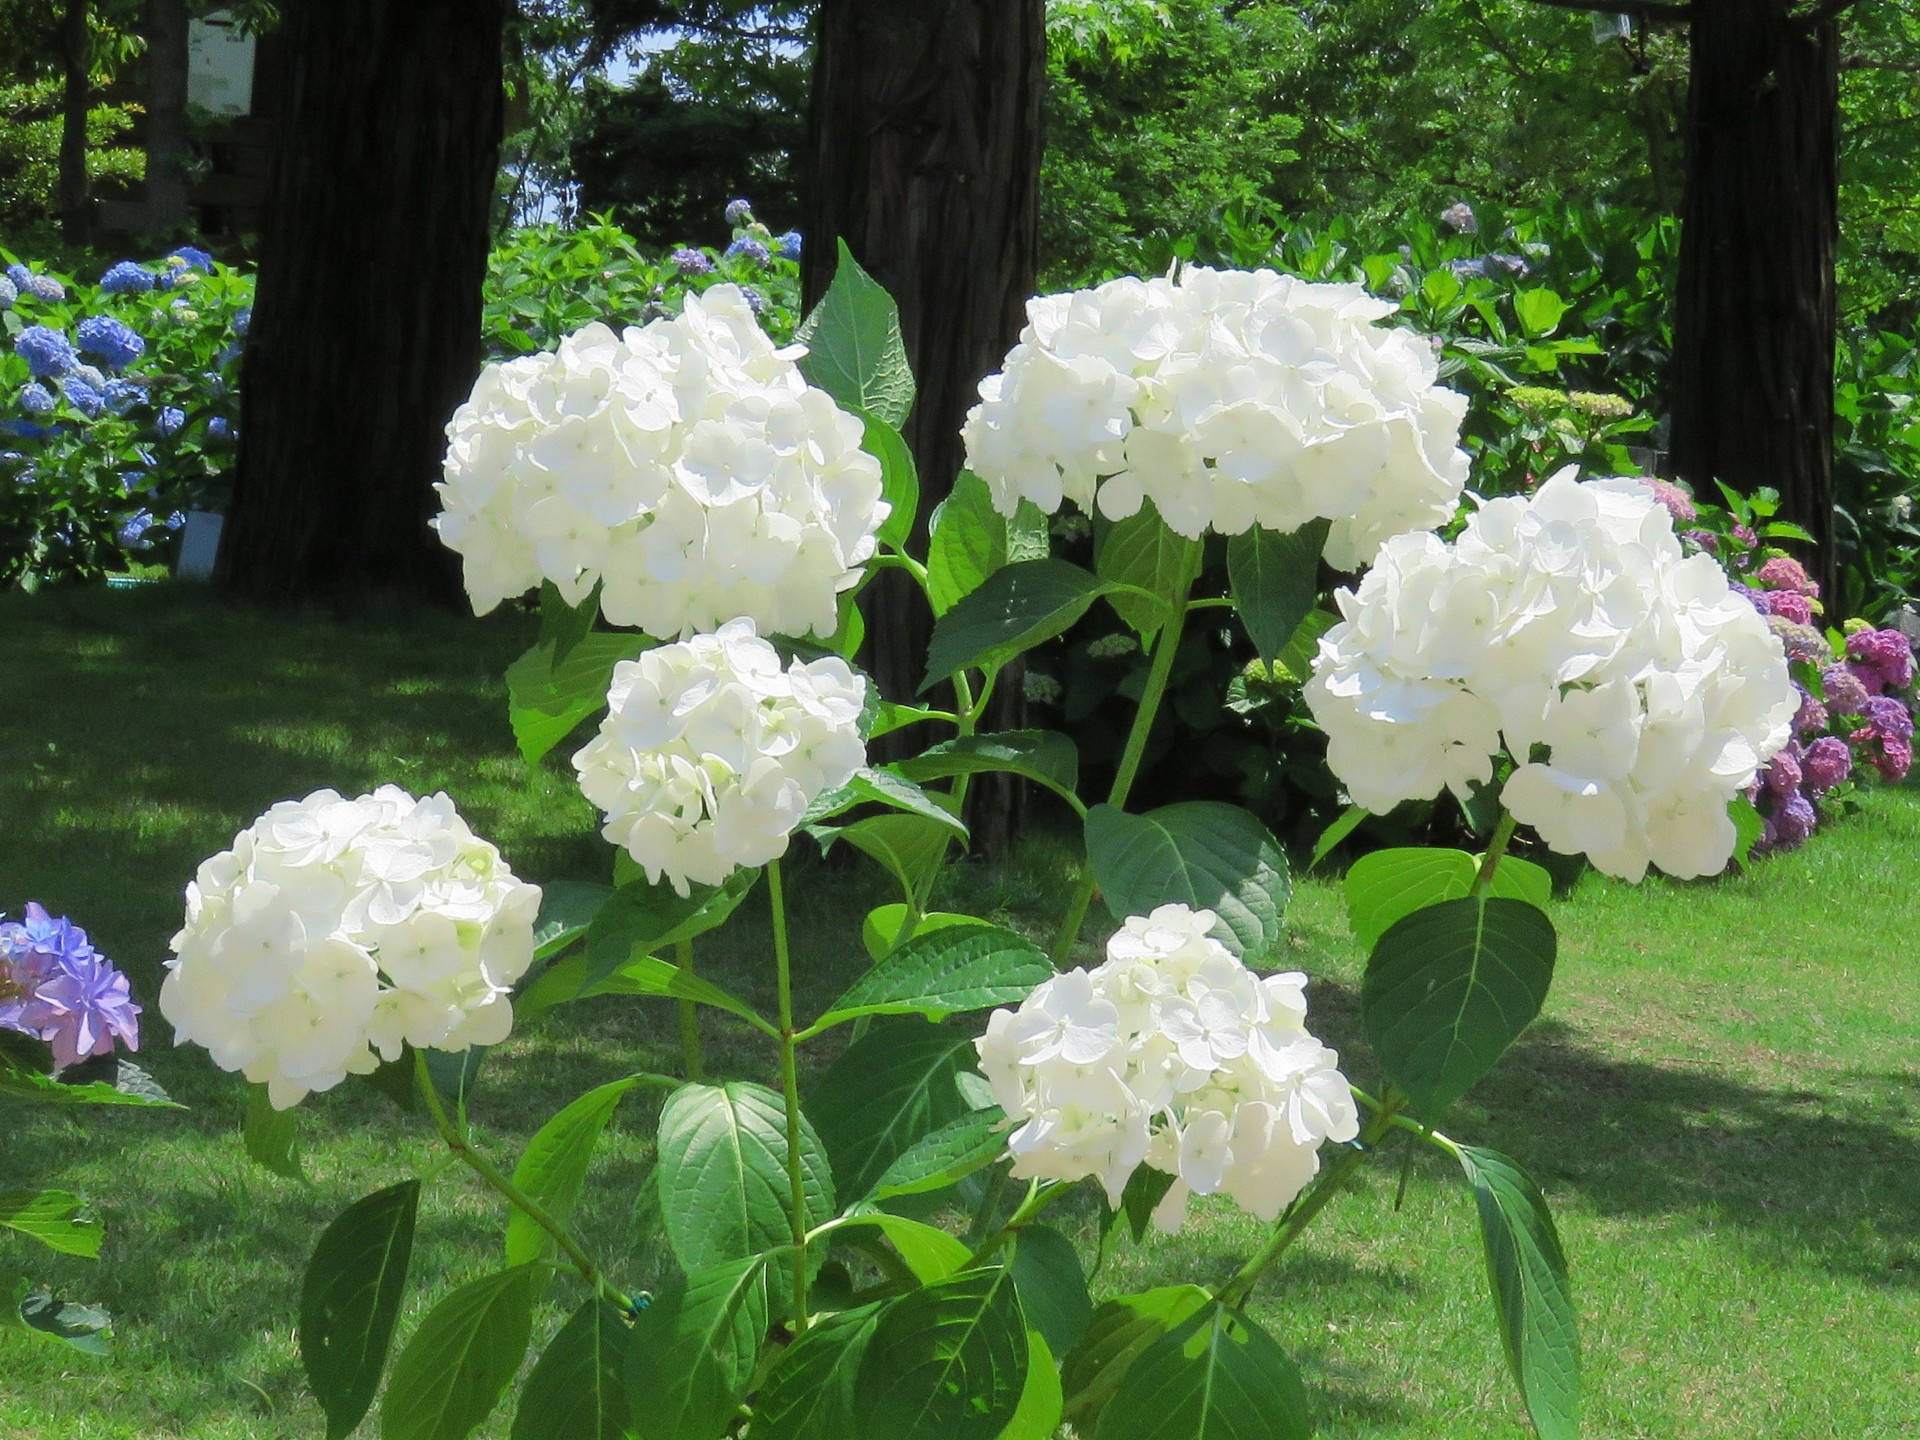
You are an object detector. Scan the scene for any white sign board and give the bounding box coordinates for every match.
[188,11,256,116]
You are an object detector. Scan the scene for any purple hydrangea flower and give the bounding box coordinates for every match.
[25,274,64,302]
[1763,745,1803,797]
[15,325,76,379]
[1849,660,1885,698]
[1446,257,1489,280]
[1767,615,1825,664]
[1764,791,1818,852]
[725,237,770,267]
[1860,694,1915,741]
[1732,524,1759,552]
[1440,201,1477,234]
[1644,479,1697,525]
[724,198,754,226]
[100,261,156,294]
[1875,734,1913,782]
[1821,663,1870,716]
[1792,682,1828,737]
[670,247,714,276]
[0,903,141,1067]
[117,509,155,548]
[1733,582,1771,616]
[773,230,803,259]
[76,315,145,371]
[742,287,766,317]
[3,263,27,291]
[1802,736,1851,795]
[61,374,105,419]
[19,382,55,416]
[157,405,186,437]
[1755,555,1817,596]
[1767,590,1814,626]
[1845,628,1916,691]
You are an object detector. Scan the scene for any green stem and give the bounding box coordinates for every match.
[1049,540,1204,968]
[413,1051,632,1313]
[1471,809,1520,898]
[965,1178,1069,1271]
[1214,1091,1405,1310]
[675,937,703,1080]
[769,859,811,1334]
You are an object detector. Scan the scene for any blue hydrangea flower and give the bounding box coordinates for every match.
[0,419,56,442]
[0,276,14,310]
[76,315,145,370]
[103,378,146,415]
[157,405,186,436]
[117,509,155,548]
[742,287,767,317]
[232,306,251,338]
[4,263,29,290]
[165,267,200,291]
[166,510,186,530]
[25,274,64,302]
[168,245,215,272]
[19,383,55,416]
[62,374,105,419]
[773,231,803,259]
[120,470,148,494]
[670,247,714,276]
[724,198,754,226]
[100,261,156,294]
[725,237,770,267]
[208,416,232,441]
[15,325,76,379]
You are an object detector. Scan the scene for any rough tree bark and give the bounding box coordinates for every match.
[1668,0,1841,598]
[217,0,508,606]
[801,0,1046,852]
[57,0,90,243]
[142,0,192,242]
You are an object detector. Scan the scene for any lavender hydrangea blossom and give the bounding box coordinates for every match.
[25,274,64,302]
[1801,736,1851,796]
[670,247,713,275]
[725,236,770,266]
[0,903,141,1069]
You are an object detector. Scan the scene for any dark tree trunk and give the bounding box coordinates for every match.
[217,0,507,606]
[1669,0,1840,598]
[801,0,1046,853]
[142,0,192,242]
[57,0,90,243]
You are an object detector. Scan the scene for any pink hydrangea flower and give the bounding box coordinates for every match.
[1755,555,1818,597]
[1767,591,1814,626]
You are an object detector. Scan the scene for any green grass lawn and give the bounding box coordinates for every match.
[3,585,1918,1440]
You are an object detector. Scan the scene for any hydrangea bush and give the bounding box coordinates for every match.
[2,903,173,1355]
[164,249,1802,1440]
[0,246,249,586]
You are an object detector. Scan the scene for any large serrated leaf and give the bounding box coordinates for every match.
[0,1190,101,1257]
[1083,802,1291,962]
[300,1180,418,1440]
[1362,895,1558,1121]
[1094,502,1193,635]
[855,1266,1029,1440]
[625,1257,768,1440]
[1346,849,1553,951]
[505,632,647,769]
[806,1019,979,1200]
[816,921,1051,1029]
[1226,519,1329,660]
[923,560,1113,690]
[861,410,918,551]
[505,1077,643,1267]
[1060,1285,1211,1428]
[869,1106,1009,1200]
[531,881,613,962]
[381,1265,538,1440]
[893,730,1081,808]
[582,869,759,988]
[753,1302,885,1440]
[796,239,915,426]
[1010,1225,1092,1357]
[655,1080,834,1281]
[511,1298,631,1440]
[1093,1304,1309,1440]
[244,1084,305,1181]
[926,472,1010,616]
[1457,1146,1581,1440]
[811,812,955,906]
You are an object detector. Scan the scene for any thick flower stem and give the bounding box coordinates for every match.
[675,937,703,1080]
[1049,538,1204,968]
[965,1178,1068,1270]
[413,1050,633,1313]
[768,858,811,1334]
[1214,1091,1405,1311]
[1471,809,1520,898]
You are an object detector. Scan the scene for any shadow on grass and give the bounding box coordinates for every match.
[1303,977,1920,1290]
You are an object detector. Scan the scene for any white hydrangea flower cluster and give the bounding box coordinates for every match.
[573,618,867,896]
[1305,470,1800,880]
[976,904,1358,1232]
[960,266,1469,569]
[434,285,887,641]
[161,788,541,1109]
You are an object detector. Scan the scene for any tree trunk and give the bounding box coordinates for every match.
[142,0,192,242]
[1669,0,1840,598]
[217,0,507,606]
[57,0,90,243]
[801,0,1046,853]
